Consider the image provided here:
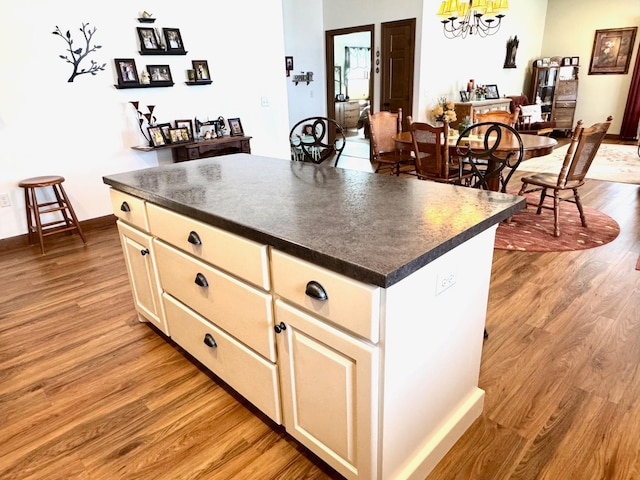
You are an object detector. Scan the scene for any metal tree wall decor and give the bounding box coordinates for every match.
[52,23,106,82]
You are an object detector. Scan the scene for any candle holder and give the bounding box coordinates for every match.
[129,101,157,146]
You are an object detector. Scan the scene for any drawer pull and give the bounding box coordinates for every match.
[187,231,202,245]
[194,273,209,287]
[120,201,131,212]
[274,322,287,334]
[305,281,328,301]
[203,333,217,348]
[140,248,150,256]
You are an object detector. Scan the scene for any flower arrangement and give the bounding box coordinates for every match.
[474,85,488,99]
[431,97,457,123]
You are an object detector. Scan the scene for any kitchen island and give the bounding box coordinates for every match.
[103,154,524,480]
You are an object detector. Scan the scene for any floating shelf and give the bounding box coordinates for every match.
[137,17,156,23]
[185,80,212,86]
[139,50,187,56]
[114,81,174,89]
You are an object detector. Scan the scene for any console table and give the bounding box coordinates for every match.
[452,98,511,129]
[132,135,252,162]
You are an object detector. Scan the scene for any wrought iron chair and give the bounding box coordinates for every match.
[455,122,524,193]
[289,117,346,167]
[518,116,612,237]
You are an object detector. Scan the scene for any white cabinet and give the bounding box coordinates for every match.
[335,101,361,130]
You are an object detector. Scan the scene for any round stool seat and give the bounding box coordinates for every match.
[18,175,65,188]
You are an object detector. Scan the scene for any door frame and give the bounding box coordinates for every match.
[325,24,375,124]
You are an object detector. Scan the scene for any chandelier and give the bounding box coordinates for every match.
[437,0,509,39]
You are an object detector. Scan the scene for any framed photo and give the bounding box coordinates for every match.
[459,91,470,102]
[192,60,210,81]
[168,127,191,144]
[163,28,185,52]
[484,84,499,100]
[156,123,172,142]
[285,56,294,76]
[114,58,139,84]
[562,57,571,66]
[137,27,162,53]
[147,65,173,83]
[589,27,637,75]
[571,56,580,66]
[175,119,193,141]
[148,126,167,147]
[228,118,244,136]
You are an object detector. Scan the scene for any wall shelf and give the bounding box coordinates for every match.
[139,50,187,56]
[185,80,212,86]
[114,81,174,89]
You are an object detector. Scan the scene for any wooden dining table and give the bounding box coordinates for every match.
[392,131,558,191]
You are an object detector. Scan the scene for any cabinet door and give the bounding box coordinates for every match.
[275,299,378,480]
[117,221,168,334]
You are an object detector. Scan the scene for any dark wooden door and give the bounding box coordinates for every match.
[380,19,416,119]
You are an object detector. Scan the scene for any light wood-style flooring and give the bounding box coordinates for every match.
[1,152,639,479]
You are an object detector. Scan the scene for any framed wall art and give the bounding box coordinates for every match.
[571,56,580,66]
[285,56,294,76]
[114,58,139,84]
[137,27,162,53]
[147,65,173,83]
[589,27,637,75]
[163,28,185,52]
[228,118,244,136]
[192,60,210,81]
[484,84,500,100]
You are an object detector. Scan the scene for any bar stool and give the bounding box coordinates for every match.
[18,175,87,254]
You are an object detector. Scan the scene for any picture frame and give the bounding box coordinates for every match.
[147,64,173,83]
[163,28,185,52]
[562,57,571,66]
[459,91,470,102]
[175,119,193,141]
[156,123,172,143]
[484,84,500,100]
[192,60,210,81]
[285,56,294,77]
[137,27,162,53]
[589,27,637,75]
[227,118,244,136]
[114,58,139,84]
[571,56,580,66]
[148,126,167,147]
[168,127,191,144]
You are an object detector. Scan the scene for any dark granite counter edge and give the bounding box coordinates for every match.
[104,178,525,288]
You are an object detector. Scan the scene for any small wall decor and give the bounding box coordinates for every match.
[192,60,210,81]
[52,23,106,82]
[115,58,139,85]
[137,26,162,53]
[589,27,637,75]
[147,64,173,83]
[228,118,244,136]
[129,101,157,146]
[138,11,155,23]
[285,56,293,77]
[503,35,518,69]
[163,28,185,53]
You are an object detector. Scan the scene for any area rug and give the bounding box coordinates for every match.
[519,143,640,185]
[494,193,620,252]
[636,255,640,271]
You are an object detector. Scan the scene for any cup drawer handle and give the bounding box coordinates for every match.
[188,231,202,245]
[305,280,328,301]
[194,273,209,287]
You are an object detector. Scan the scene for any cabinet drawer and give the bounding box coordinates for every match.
[271,249,381,343]
[163,293,281,424]
[147,203,270,290]
[110,189,149,232]
[155,240,276,361]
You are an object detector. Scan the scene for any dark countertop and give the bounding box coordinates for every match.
[103,154,525,288]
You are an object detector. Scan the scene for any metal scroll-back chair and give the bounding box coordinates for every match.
[518,115,612,237]
[289,117,346,167]
[455,122,524,193]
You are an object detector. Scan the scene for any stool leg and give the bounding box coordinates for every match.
[52,184,74,231]
[29,188,46,255]
[57,184,87,243]
[23,187,35,246]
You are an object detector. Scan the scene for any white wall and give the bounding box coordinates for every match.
[0,0,291,240]
[543,0,640,132]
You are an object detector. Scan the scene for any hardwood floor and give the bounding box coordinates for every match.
[1,162,639,479]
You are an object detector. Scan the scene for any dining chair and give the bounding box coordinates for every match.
[518,115,613,237]
[409,120,470,184]
[474,108,520,131]
[368,108,414,175]
[289,117,346,167]
[507,94,556,136]
[455,122,524,192]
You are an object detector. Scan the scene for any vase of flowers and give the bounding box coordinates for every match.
[431,97,457,124]
[474,85,487,101]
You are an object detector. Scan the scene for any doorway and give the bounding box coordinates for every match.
[380,18,416,120]
[325,25,374,164]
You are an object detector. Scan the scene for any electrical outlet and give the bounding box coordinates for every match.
[436,271,456,295]
[0,193,11,208]
[261,96,270,107]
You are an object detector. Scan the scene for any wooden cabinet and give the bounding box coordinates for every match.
[132,136,252,162]
[335,101,361,130]
[452,98,511,129]
[529,61,579,133]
